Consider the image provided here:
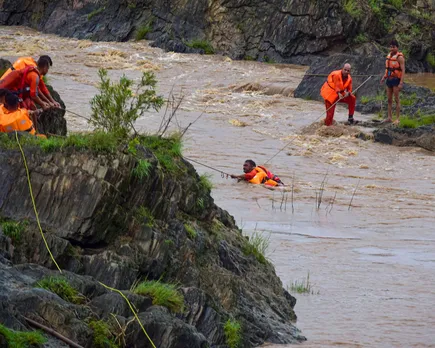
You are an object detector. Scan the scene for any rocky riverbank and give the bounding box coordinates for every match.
[0,0,434,69]
[0,132,305,347]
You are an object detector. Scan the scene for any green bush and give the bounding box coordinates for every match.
[90,69,164,139]
[401,93,417,106]
[360,96,370,104]
[224,319,242,348]
[388,0,402,10]
[35,277,85,304]
[89,320,119,348]
[133,280,184,312]
[186,39,215,54]
[353,33,368,44]
[0,324,46,348]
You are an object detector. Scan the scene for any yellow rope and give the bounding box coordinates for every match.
[15,131,62,273]
[15,131,156,347]
[98,282,157,348]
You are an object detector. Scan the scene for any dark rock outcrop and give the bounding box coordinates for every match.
[0,0,434,67]
[373,125,435,151]
[0,140,305,347]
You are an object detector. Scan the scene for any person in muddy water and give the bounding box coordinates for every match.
[380,39,405,124]
[320,63,357,126]
[230,160,284,187]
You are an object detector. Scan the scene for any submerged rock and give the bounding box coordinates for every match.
[0,139,306,347]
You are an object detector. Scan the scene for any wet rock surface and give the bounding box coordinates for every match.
[0,144,306,347]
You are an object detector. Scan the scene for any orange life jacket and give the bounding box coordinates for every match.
[0,105,35,135]
[384,52,404,79]
[320,70,352,104]
[0,66,40,98]
[1,57,37,80]
[248,166,284,187]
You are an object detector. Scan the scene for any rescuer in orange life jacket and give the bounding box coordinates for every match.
[320,63,358,126]
[230,159,284,187]
[1,55,61,110]
[380,39,405,124]
[0,56,53,111]
[0,91,43,135]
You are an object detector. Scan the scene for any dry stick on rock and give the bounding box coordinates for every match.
[23,317,84,348]
[159,93,184,137]
[180,108,206,139]
[348,179,361,211]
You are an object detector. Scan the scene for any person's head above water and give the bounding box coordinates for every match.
[243,159,256,173]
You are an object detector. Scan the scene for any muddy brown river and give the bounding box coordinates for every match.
[1,27,434,348]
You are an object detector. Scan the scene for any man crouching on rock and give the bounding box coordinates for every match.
[320,63,358,125]
[231,159,284,187]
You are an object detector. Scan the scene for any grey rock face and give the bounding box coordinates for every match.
[0,145,305,346]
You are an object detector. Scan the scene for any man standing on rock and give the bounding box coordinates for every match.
[380,39,405,124]
[320,63,357,126]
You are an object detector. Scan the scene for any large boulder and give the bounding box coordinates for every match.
[0,139,306,346]
[373,125,435,151]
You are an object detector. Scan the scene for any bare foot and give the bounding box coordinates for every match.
[382,119,392,124]
[393,119,400,125]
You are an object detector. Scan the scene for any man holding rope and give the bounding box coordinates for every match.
[320,63,358,126]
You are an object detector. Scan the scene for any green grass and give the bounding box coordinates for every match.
[426,53,435,68]
[353,33,368,44]
[87,7,105,20]
[132,159,152,180]
[186,39,215,54]
[134,206,155,227]
[89,320,118,348]
[401,93,417,106]
[0,220,27,244]
[196,197,205,211]
[0,324,46,348]
[0,132,119,153]
[138,134,182,174]
[199,173,213,191]
[289,272,318,294]
[135,25,152,41]
[224,319,242,348]
[133,280,184,312]
[399,114,435,128]
[35,276,86,304]
[343,0,362,19]
[184,223,197,239]
[242,230,270,265]
[388,0,402,9]
[360,96,370,104]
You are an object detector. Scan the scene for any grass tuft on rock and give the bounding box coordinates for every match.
[136,25,152,41]
[0,219,27,244]
[132,159,152,180]
[89,320,119,348]
[242,230,270,265]
[186,39,215,54]
[35,276,85,304]
[224,319,242,348]
[133,280,184,313]
[289,272,318,294]
[184,223,197,239]
[138,134,183,173]
[0,324,46,348]
[199,173,213,191]
[134,206,155,227]
[399,113,435,128]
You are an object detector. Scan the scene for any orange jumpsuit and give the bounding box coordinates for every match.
[320,70,355,126]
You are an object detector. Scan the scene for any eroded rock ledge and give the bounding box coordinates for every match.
[0,137,305,347]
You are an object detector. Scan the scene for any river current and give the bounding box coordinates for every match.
[1,26,434,348]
